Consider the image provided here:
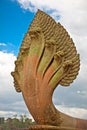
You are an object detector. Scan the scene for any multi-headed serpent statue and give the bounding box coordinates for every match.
[11,10,87,130]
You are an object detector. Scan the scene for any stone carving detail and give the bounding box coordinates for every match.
[12,10,87,129]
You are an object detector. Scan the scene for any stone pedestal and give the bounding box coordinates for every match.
[28,125,75,130]
[15,126,75,130]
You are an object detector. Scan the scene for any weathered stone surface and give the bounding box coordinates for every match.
[12,10,87,129]
[0,126,3,130]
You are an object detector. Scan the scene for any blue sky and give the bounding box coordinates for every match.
[0,0,87,119]
[0,0,34,55]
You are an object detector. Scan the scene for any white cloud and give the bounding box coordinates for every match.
[0,51,33,118]
[56,105,87,119]
[0,43,6,46]
[0,51,16,93]
[0,111,17,118]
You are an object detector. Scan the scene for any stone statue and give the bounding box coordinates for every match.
[11,10,87,129]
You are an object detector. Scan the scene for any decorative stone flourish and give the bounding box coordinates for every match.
[11,10,87,129]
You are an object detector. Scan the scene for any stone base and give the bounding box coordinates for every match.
[13,125,85,130]
[28,125,75,130]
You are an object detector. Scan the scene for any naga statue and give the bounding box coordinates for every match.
[11,10,87,130]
